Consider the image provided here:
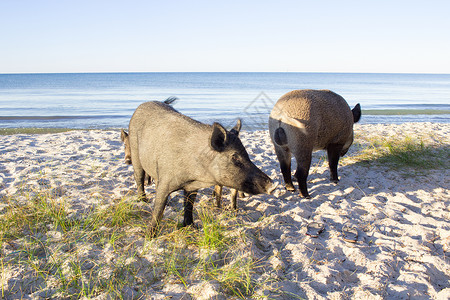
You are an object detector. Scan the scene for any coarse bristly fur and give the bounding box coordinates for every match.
[128,101,274,235]
[121,124,242,210]
[268,89,361,198]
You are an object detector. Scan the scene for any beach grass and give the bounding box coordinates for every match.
[347,133,449,170]
[362,109,450,115]
[0,128,77,135]
[0,189,265,299]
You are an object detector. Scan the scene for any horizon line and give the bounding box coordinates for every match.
[1,70,450,75]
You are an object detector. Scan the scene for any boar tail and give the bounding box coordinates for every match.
[163,96,178,105]
[274,127,288,146]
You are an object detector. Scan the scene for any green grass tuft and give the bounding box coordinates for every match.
[210,256,258,298]
[348,134,449,170]
[0,128,76,135]
[198,208,228,251]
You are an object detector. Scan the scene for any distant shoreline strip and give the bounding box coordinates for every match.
[1,110,449,121]
[361,109,450,115]
[0,115,128,120]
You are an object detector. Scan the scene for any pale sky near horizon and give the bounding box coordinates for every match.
[1,0,449,74]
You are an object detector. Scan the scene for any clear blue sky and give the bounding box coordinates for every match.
[1,0,449,73]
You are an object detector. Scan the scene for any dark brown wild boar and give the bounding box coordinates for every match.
[269,89,361,199]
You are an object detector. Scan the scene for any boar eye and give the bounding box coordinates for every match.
[231,153,243,167]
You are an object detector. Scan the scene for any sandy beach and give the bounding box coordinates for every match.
[1,122,449,299]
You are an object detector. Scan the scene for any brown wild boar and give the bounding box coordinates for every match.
[128,101,274,235]
[269,89,361,198]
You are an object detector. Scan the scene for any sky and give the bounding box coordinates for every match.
[1,0,449,74]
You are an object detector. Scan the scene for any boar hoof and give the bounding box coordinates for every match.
[285,183,296,192]
[138,194,149,203]
[330,176,339,184]
[180,221,198,229]
[148,226,158,238]
[300,190,311,199]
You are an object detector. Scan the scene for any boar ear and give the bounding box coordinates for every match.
[230,119,242,136]
[210,122,228,152]
[352,104,361,123]
[120,129,128,142]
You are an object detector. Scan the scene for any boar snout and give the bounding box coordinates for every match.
[242,170,273,195]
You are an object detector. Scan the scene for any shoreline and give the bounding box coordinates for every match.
[1,122,449,299]
[1,120,450,135]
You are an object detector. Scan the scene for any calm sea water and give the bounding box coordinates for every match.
[0,72,449,130]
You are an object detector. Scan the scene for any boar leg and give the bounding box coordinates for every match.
[149,186,170,236]
[294,151,312,199]
[327,144,344,183]
[183,190,197,227]
[230,188,238,210]
[274,146,295,191]
[213,185,222,208]
[134,167,148,202]
[144,173,151,185]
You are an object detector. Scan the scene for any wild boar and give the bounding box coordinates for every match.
[121,127,240,209]
[268,89,361,199]
[128,101,274,234]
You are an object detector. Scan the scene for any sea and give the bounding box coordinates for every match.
[0,72,449,131]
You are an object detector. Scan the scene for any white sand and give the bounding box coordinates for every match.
[1,123,449,299]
